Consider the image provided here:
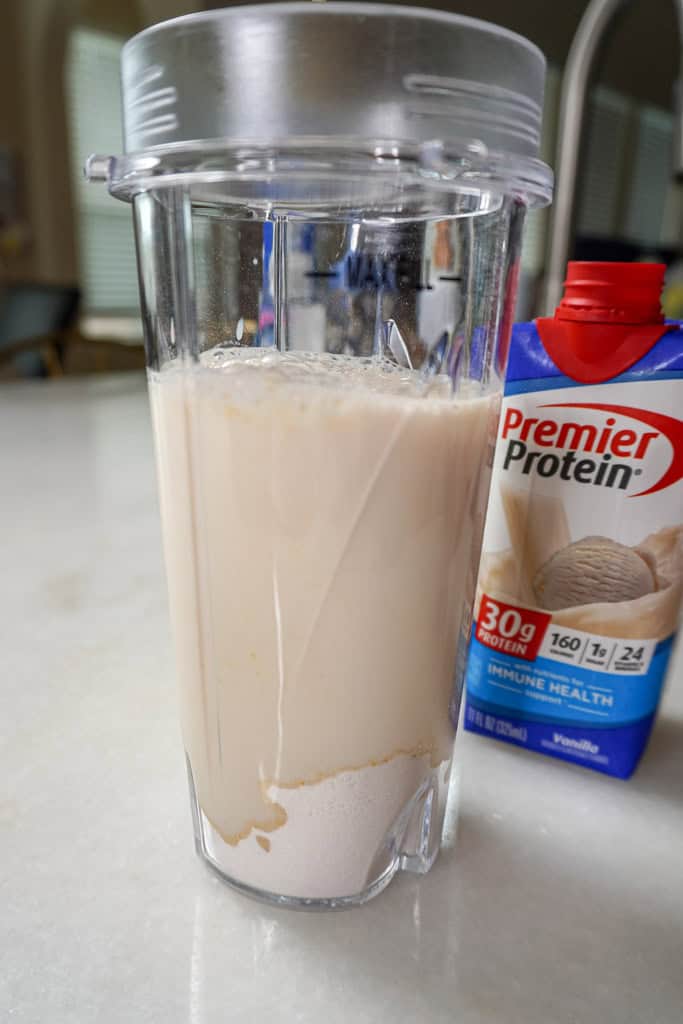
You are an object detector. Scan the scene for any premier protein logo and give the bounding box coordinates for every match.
[500,401,683,497]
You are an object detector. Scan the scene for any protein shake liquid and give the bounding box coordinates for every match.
[464,263,683,778]
[151,350,493,898]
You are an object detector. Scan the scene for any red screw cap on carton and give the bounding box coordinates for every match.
[536,262,675,383]
[556,261,666,324]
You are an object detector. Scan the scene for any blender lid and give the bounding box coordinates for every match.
[120,3,548,161]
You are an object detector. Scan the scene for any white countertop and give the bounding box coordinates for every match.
[2,374,682,1024]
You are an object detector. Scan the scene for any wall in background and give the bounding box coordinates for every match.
[0,4,33,282]
[0,0,203,287]
[402,0,680,110]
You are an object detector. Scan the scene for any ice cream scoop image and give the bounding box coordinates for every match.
[533,536,657,611]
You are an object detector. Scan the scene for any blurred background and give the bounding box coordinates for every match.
[1,0,682,379]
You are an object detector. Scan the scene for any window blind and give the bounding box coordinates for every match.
[576,86,631,239]
[624,105,673,247]
[65,28,139,314]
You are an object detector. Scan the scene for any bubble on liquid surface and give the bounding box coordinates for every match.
[192,347,457,402]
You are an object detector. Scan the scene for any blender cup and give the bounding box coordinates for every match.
[89,3,551,908]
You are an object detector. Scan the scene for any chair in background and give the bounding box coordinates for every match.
[0,283,80,378]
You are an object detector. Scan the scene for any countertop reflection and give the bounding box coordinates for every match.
[2,375,682,1024]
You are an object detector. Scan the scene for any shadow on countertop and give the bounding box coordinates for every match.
[631,714,683,804]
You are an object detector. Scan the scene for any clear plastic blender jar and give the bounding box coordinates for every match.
[89,3,552,908]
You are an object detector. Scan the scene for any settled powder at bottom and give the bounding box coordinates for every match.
[200,753,445,899]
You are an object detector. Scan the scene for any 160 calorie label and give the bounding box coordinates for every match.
[538,623,657,675]
[475,593,657,675]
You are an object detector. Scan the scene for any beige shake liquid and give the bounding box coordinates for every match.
[150,350,492,898]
